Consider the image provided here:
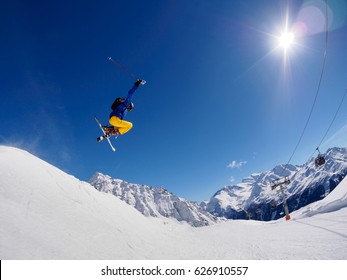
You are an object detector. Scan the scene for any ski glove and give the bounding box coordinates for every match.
[134,79,142,87]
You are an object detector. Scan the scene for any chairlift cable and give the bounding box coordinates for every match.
[316,88,347,149]
[305,88,347,163]
[270,0,328,184]
[284,0,329,168]
[273,0,329,181]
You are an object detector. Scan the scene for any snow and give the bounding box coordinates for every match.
[291,174,347,218]
[89,172,217,226]
[1,145,347,259]
[205,147,347,221]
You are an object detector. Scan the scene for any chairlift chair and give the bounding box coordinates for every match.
[315,147,326,168]
[315,155,326,168]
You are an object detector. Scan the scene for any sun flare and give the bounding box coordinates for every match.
[278,31,295,50]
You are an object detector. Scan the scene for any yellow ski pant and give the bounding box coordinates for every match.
[109,116,133,135]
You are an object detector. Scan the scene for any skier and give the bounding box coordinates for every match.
[100,79,144,140]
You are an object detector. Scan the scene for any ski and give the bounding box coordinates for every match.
[94,116,116,152]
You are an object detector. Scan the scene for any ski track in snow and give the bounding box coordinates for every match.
[0,146,347,259]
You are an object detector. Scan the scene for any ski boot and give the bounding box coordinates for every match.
[97,127,119,142]
[107,128,119,138]
[102,126,115,134]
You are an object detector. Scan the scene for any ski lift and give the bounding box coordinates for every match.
[315,148,326,168]
[270,176,290,190]
[315,156,325,168]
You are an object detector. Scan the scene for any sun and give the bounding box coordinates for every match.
[278,31,295,50]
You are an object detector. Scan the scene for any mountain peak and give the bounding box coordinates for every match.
[203,147,347,221]
[89,173,219,227]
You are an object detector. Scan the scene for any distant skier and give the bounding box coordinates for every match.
[99,79,144,140]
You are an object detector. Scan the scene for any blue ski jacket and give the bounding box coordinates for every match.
[109,84,139,120]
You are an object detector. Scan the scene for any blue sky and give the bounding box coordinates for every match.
[1,0,347,201]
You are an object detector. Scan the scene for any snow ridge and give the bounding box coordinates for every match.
[89,173,219,227]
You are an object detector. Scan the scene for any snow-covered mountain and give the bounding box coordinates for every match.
[203,147,347,221]
[90,147,347,224]
[1,145,347,259]
[89,173,218,227]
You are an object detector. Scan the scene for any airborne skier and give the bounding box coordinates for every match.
[97,79,145,143]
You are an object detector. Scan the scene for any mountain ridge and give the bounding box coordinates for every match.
[89,147,347,224]
[203,147,347,221]
[89,172,219,227]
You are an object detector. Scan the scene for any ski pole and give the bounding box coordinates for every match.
[108,57,139,81]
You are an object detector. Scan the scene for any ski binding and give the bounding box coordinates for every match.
[94,116,116,152]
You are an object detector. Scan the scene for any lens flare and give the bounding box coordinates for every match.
[278,31,295,50]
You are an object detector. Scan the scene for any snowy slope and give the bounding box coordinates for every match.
[292,172,347,218]
[89,172,218,227]
[1,146,347,259]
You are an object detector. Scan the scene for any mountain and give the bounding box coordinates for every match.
[203,147,347,221]
[89,172,218,227]
[1,145,347,259]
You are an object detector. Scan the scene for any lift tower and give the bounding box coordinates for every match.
[271,177,291,221]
